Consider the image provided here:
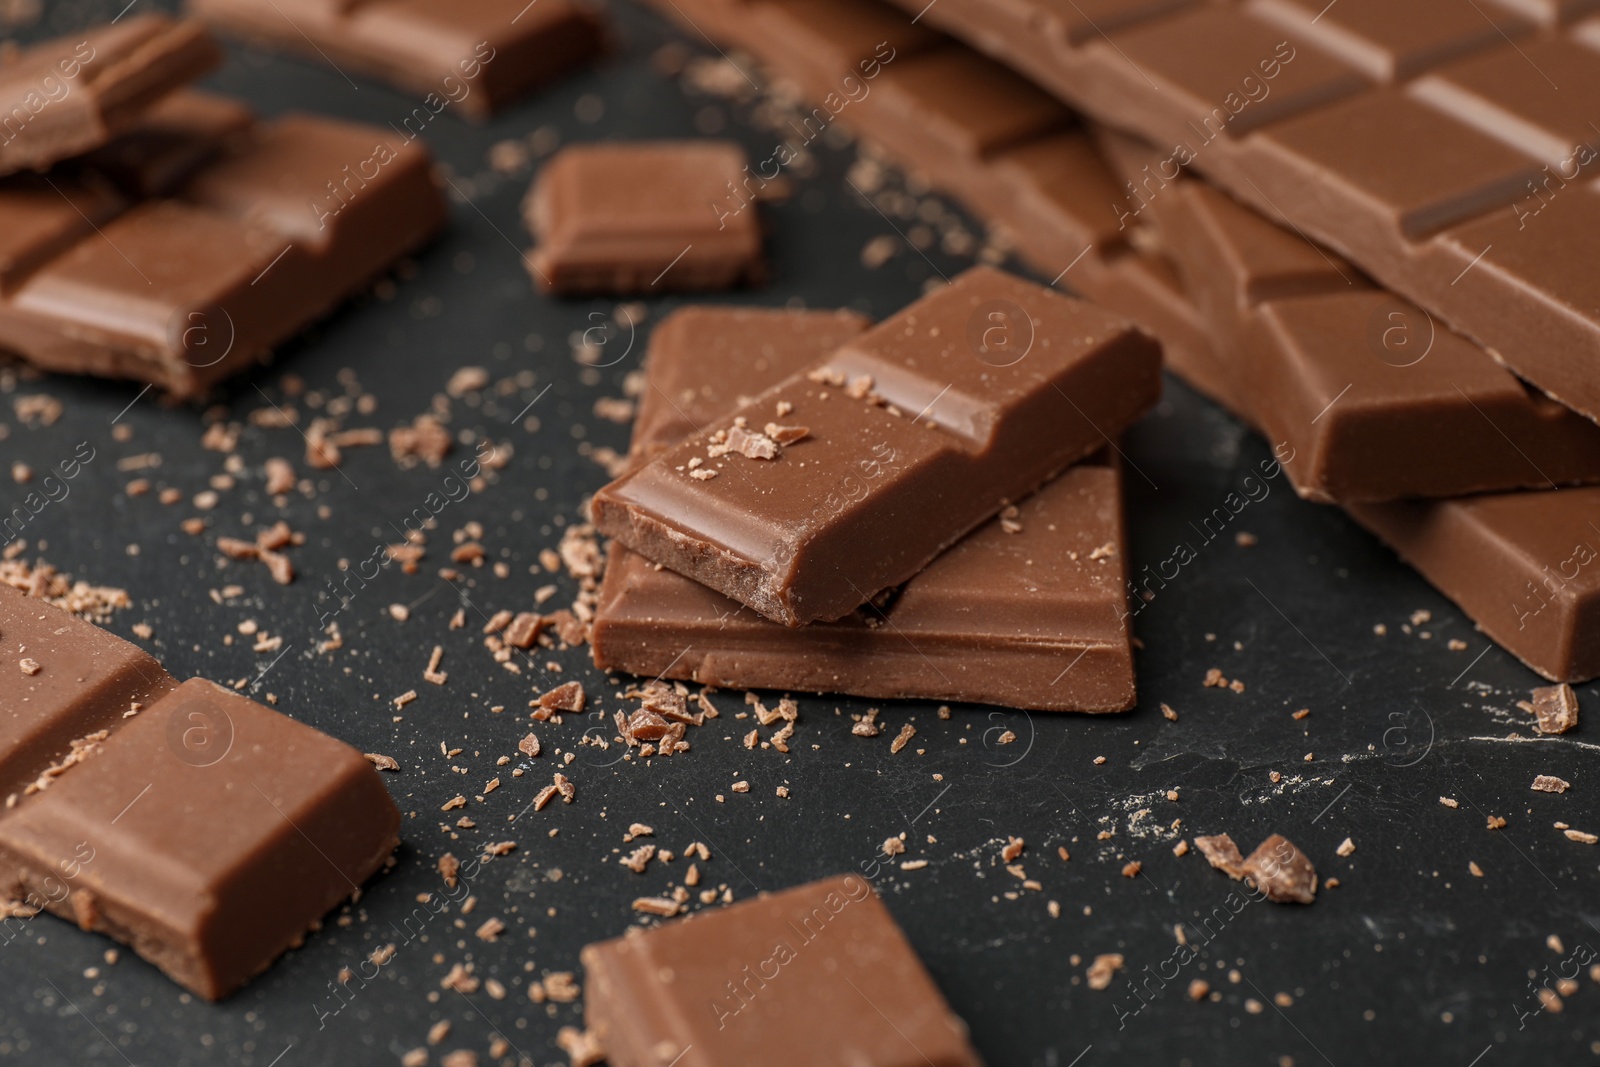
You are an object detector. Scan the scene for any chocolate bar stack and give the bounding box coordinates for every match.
[588,267,1162,712]
[639,0,1600,685]
[0,16,447,398]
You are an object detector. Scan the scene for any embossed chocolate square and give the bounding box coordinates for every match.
[582,874,984,1066]
[525,141,766,295]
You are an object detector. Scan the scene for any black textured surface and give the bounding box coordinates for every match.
[1,2,1597,1065]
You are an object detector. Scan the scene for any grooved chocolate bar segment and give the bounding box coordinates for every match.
[0,16,222,176]
[1349,491,1600,682]
[581,873,985,1067]
[593,306,1136,712]
[590,266,1161,625]
[0,584,175,799]
[0,111,445,396]
[879,0,1600,425]
[526,141,765,295]
[0,677,400,1000]
[187,0,606,118]
[1246,0,1530,82]
[1157,178,1600,501]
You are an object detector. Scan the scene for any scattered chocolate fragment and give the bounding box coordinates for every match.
[1522,684,1580,735]
[1240,835,1318,905]
[1532,775,1571,794]
[1086,953,1124,991]
[526,141,765,295]
[537,681,586,713]
[583,873,981,1065]
[1192,833,1245,878]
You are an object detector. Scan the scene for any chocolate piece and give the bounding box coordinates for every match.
[187,0,606,119]
[0,16,222,177]
[880,0,1600,425]
[1522,683,1580,734]
[581,873,983,1067]
[1240,834,1317,904]
[591,266,1161,626]
[594,305,1136,712]
[1150,161,1600,502]
[525,141,765,295]
[0,585,400,999]
[1,583,175,799]
[0,107,445,396]
[1347,488,1600,682]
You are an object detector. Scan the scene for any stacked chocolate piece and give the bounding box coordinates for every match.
[0,581,400,1000]
[589,267,1162,712]
[0,17,447,397]
[640,0,1600,684]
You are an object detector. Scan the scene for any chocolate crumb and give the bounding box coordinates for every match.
[1520,684,1579,735]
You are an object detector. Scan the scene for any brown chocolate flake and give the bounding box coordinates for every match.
[1193,834,1246,878]
[1188,979,1211,1001]
[1521,684,1579,735]
[475,917,505,941]
[553,772,575,803]
[264,457,296,495]
[424,645,448,685]
[556,1026,605,1067]
[1121,860,1142,878]
[631,896,680,917]
[504,612,545,649]
[518,733,541,758]
[1565,829,1598,844]
[1335,837,1355,857]
[1240,834,1317,904]
[537,681,585,713]
[389,414,452,468]
[620,844,655,873]
[438,853,461,888]
[762,422,810,445]
[1532,775,1571,794]
[1086,953,1124,991]
[724,424,780,460]
[18,658,40,676]
[889,723,916,754]
[365,753,400,771]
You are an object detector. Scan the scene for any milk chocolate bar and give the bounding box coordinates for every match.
[590,266,1162,626]
[882,0,1600,426]
[581,873,984,1067]
[526,141,765,295]
[1130,143,1600,502]
[592,306,1137,712]
[0,103,445,397]
[0,16,222,177]
[0,583,401,999]
[187,0,606,119]
[1348,490,1600,682]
